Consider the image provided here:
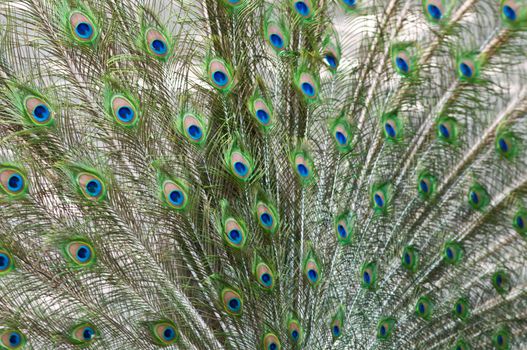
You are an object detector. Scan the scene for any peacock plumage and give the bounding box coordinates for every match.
[0,0,526,348]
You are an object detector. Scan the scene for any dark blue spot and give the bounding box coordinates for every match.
[33,104,50,122]
[76,246,91,262]
[75,22,93,39]
[374,193,384,207]
[9,332,20,346]
[260,213,273,227]
[117,106,134,123]
[363,271,371,284]
[269,344,277,350]
[188,125,202,140]
[517,216,525,229]
[380,325,386,336]
[497,334,504,345]
[269,34,284,49]
[503,5,516,21]
[291,330,299,340]
[83,327,94,340]
[256,109,270,124]
[308,269,318,282]
[335,131,347,145]
[163,327,175,341]
[325,54,337,68]
[427,4,442,20]
[343,0,356,6]
[418,302,425,314]
[169,190,184,206]
[86,180,101,196]
[0,253,9,270]
[496,274,503,286]
[384,122,396,138]
[460,62,472,78]
[228,229,242,244]
[301,82,315,97]
[332,325,340,336]
[337,224,347,238]
[404,252,411,265]
[439,123,450,138]
[396,57,409,73]
[470,191,479,204]
[456,303,463,315]
[234,161,248,177]
[212,71,228,86]
[420,180,429,193]
[228,298,240,311]
[294,1,310,16]
[261,273,272,286]
[297,164,309,177]
[151,39,167,55]
[498,138,508,153]
[7,174,23,192]
[446,247,454,259]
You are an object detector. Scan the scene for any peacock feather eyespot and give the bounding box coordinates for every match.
[417,172,436,199]
[223,218,248,249]
[77,172,106,201]
[415,295,434,320]
[401,245,419,272]
[287,318,303,344]
[436,116,459,143]
[221,288,243,316]
[227,150,254,181]
[255,201,279,234]
[303,250,322,287]
[451,338,470,350]
[294,71,319,101]
[322,42,341,71]
[144,28,170,60]
[500,0,526,27]
[0,329,26,349]
[360,262,377,290]
[162,180,189,211]
[110,94,139,127]
[291,0,314,19]
[376,317,395,340]
[443,241,463,265]
[423,0,446,22]
[491,270,511,294]
[512,208,527,238]
[64,240,96,267]
[148,320,179,346]
[24,95,54,126]
[335,211,354,245]
[207,58,234,92]
[180,112,207,145]
[381,112,403,142]
[457,56,479,82]
[250,98,274,129]
[67,322,98,345]
[292,150,315,184]
[330,306,345,339]
[467,183,490,210]
[262,332,281,350]
[492,326,511,350]
[371,183,391,213]
[0,165,28,198]
[264,21,289,52]
[495,129,518,159]
[391,45,415,76]
[452,297,470,321]
[0,248,15,276]
[69,11,98,43]
[339,0,357,12]
[331,118,353,152]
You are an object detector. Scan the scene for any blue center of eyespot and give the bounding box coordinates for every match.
[76,246,91,262]
[7,174,23,192]
[337,224,347,238]
[396,57,409,73]
[256,109,270,124]
[169,190,184,206]
[456,303,463,314]
[33,104,50,122]
[151,39,167,55]
[325,54,337,68]
[308,269,318,282]
[420,180,429,193]
[496,274,503,286]
[380,325,387,336]
[269,343,277,350]
[228,298,240,311]
[83,327,94,340]
[363,271,371,284]
[291,330,299,340]
[9,333,20,346]
[497,334,504,345]
[335,131,347,145]
[301,82,315,97]
[117,106,134,123]
[188,125,202,140]
[228,229,242,244]
[297,164,309,177]
[503,5,516,21]
[260,213,273,227]
[470,191,479,204]
[517,216,525,229]
[343,0,356,6]
[163,327,175,341]
[460,62,472,78]
[261,273,272,286]
[498,138,508,153]
[446,247,454,259]
[213,71,228,86]
[332,325,340,336]
[427,4,442,20]
[86,180,101,196]
[269,34,284,49]
[384,122,396,138]
[234,162,248,176]
[294,1,310,16]
[418,303,425,314]
[404,252,411,265]
[374,193,384,207]
[0,253,9,270]
[439,123,450,138]
[75,22,93,39]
